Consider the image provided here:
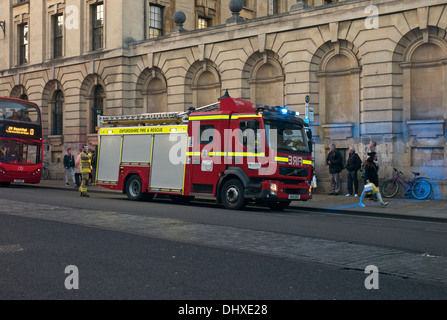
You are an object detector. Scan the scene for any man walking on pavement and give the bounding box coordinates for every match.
[63,148,76,187]
[326,143,343,195]
[345,146,362,197]
[79,144,92,197]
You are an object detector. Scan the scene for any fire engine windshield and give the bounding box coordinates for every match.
[264,119,310,155]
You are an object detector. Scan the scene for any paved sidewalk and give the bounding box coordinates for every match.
[29,179,447,223]
[291,192,447,222]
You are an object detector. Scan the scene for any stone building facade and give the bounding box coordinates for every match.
[0,0,446,198]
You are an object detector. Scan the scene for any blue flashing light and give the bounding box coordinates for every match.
[280,108,288,115]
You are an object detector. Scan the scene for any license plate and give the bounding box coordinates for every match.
[288,194,300,200]
[14,179,25,183]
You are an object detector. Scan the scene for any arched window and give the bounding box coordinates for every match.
[91,85,104,132]
[311,41,362,139]
[317,47,361,122]
[136,68,168,113]
[186,60,221,108]
[146,77,167,113]
[195,69,220,107]
[246,51,285,106]
[53,90,63,135]
[323,53,356,123]
[409,42,444,120]
[9,85,27,100]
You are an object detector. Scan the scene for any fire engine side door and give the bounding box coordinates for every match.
[187,118,226,195]
[227,116,263,175]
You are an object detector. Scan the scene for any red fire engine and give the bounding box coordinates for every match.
[95,93,314,210]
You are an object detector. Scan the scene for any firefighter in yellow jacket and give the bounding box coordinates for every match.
[79,144,92,197]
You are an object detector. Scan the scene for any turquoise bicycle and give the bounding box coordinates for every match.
[381,168,433,200]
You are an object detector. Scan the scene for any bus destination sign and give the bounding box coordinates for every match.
[5,126,35,136]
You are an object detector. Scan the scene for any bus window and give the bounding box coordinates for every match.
[0,140,40,165]
[3,102,40,124]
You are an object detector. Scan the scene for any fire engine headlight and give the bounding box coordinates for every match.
[270,183,278,192]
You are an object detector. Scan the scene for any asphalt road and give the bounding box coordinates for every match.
[1,185,447,302]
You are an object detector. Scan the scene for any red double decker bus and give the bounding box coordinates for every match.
[0,97,43,187]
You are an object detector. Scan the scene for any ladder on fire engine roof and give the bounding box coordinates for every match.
[98,102,221,127]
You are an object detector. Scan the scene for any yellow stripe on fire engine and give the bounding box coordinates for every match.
[99,126,187,135]
[226,152,265,157]
[186,151,265,157]
[188,115,230,121]
[210,151,226,156]
[303,159,313,165]
[230,114,263,120]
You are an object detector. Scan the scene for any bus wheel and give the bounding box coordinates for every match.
[0,182,10,187]
[126,175,144,201]
[221,179,246,210]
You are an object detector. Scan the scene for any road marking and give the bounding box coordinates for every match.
[425,229,447,234]
[0,244,24,254]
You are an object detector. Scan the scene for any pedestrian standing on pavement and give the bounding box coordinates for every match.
[63,148,76,187]
[363,152,379,190]
[345,146,362,197]
[326,143,343,196]
[74,148,82,188]
[79,144,92,197]
[364,141,381,183]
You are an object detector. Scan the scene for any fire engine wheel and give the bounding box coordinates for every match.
[221,179,247,210]
[126,175,145,201]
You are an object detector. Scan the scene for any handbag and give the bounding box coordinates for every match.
[311,175,317,188]
[364,183,378,194]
